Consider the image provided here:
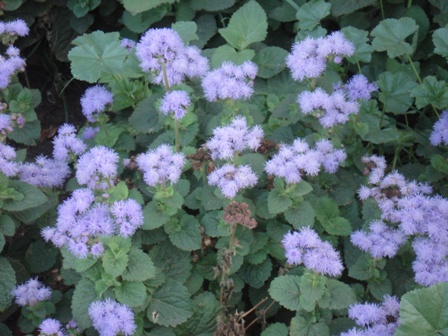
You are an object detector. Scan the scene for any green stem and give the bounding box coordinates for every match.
[379,0,385,20]
[161,62,171,92]
[407,0,412,9]
[175,119,180,152]
[356,59,362,74]
[392,147,400,170]
[285,0,300,11]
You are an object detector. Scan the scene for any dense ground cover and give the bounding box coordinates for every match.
[1,0,448,335]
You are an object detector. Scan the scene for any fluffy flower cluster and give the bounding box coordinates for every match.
[160,90,190,120]
[89,298,136,336]
[0,45,26,89]
[41,189,143,258]
[202,61,258,101]
[0,19,29,37]
[345,74,378,101]
[208,164,258,199]
[38,319,65,336]
[341,295,400,336]
[430,110,448,146]
[52,124,86,161]
[136,144,185,187]
[120,38,136,51]
[76,146,119,190]
[12,278,52,307]
[206,115,263,160]
[282,227,344,276]
[0,114,13,136]
[265,138,346,183]
[80,85,114,123]
[82,126,100,140]
[286,31,355,81]
[0,142,19,176]
[136,28,209,87]
[18,156,70,188]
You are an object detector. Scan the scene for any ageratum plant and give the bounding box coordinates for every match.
[2,1,448,335]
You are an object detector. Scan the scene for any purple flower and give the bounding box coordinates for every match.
[18,156,70,188]
[345,74,378,101]
[136,144,185,187]
[0,114,12,135]
[430,110,448,146]
[39,318,64,336]
[206,115,263,160]
[160,90,190,120]
[286,37,327,81]
[80,85,113,123]
[88,298,137,336]
[12,278,52,307]
[208,164,258,199]
[0,51,26,89]
[201,61,257,101]
[4,19,29,36]
[111,199,144,237]
[120,38,136,51]
[317,31,355,60]
[0,142,19,176]
[282,227,344,276]
[76,146,119,190]
[81,126,100,140]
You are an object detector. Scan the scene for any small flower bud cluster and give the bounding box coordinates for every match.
[206,115,264,160]
[201,61,258,101]
[222,201,257,229]
[52,124,86,162]
[282,227,344,276]
[341,295,400,336]
[265,138,346,184]
[136,144,185,187]
[136,28,209,87]
[80,85,114,123]
[286,31,354,82]
[120,38,136,51]
[38,319,65,336]
[160,90,190,120]
[430,110,448,147]
[88,298,136,336]
[12,278,52,307]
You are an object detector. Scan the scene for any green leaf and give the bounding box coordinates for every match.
[61,248,97,273]
[296,0,331,31]
[299,273,327,312]
[261,323,289,336]
[290,315,330,336]
[431,154,448,175]
[102,239,130,277]
[329,0,376,16]
[410,76,448,110]
[369,278,392,301]
[165,214,202,251]
[0,234,4,253]
[190,0,235,11]
[149,241,192,283]
[122,7,168,33]
[321,216,352,236]
[25,241,58,274]
[171,21,198,45]
[121,0,178,15]
[378,71,418,114]
[341,27,373,63]
[129,94,163,133]
[269,275,301,311]
[433,28,448,59]
[253,46,288,79]
[318,279,356,310]
[211,45,255,68]
[268,189,293,215]
[122,248,157,281]
[0,215,15,236]
[147,279,193,327]
[193,14,218,49]
[348,254,372,281]
[72,279,97,330]
[143,201,170,230]
[2,181,47,212]
[174,292,221,335]
[114,281,147,307]
[284,201,316,229]
[95,124,125,147]
[218,0,268,50]
[371,18,418,58]
[68,31,128,83]
[395,282,448,336]
[0,257,15,312]
[314,197,339,222]
[7,120,40,146]
[238,258,272,288]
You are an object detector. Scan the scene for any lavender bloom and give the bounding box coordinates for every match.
[160,90,190,120]
[0,142,19,176]
[265,138,345,183]
[206,115,263,160]
[52,124,86,161]
[298,87,359,128]
[39,318,64,336]
[342,296,400,336]
[76,146,119,189]
[208,164,258,199]
[81,126,100,140]
[286,37,327,81]
[80,85,113,123]
[4,19,29,37]
[317,31,355,60]
[202,61,257,101]
[0,52,26,89]
[12,278,52,307]
[18,156,70,188]
[136,144,185,187]
[89,298,137,336]
[120,38,136,51]
[430,110,448,146]
[111,199,144,237]
[0,114,12,135]
[136,28,209,87]
[345,74,378,101]
[282,227,344,276]
[412,237,448,286]
[361,155,386,185]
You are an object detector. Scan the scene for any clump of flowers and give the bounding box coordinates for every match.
[430,110,448,146]
[201,61,258,101]
[136,28,209,87]
[206,115,264,160]
[159,90,190,120]
[0,142,19,176]
[0,19,29,43]
[282,227,344,276]
[136,144,185,187]
[12,278,52,307]
[38,318,65,336]
[341,295,400,336]
[52,124,86,162]
[18,155,70,188]
[265,138,346,183]
[80,85,114,123]
[345,74,378,101]
[286,31,354,82]
[208,164,258,199]
[76,146,119,190]
[88,298,136,336]
[0,45,26,89]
